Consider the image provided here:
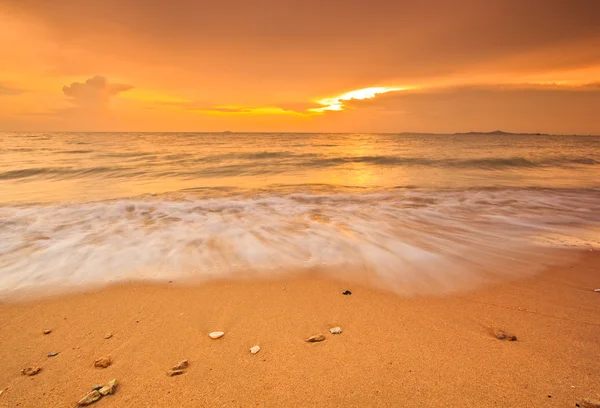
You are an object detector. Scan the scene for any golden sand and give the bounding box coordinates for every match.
[1,253,599,407]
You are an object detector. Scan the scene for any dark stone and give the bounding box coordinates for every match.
[494,330,517,341]
[342,290,352,295]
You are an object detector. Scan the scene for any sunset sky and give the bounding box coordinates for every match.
[1,0,599,133]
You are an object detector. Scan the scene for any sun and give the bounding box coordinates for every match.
[309,87,403,112]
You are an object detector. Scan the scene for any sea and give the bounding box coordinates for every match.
[1,132,600,298]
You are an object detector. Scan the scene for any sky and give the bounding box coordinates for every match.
[0,0,599,133]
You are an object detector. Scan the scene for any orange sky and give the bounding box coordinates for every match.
[1,0,599,133]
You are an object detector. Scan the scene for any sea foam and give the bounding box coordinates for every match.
[0,188,598,298]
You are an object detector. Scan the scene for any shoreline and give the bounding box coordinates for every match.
[1,252,599,407]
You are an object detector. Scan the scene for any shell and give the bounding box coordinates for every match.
[172,360,189,370]
[329,327,342,334]
[305,334,326,342]
[209,331,225,339]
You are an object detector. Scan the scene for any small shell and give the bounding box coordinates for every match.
[209,331,225,339]
[305,334,326,342]
[329,327,342,334]
[21,366,41,376]
[172,360,189,370]
[250,345,261,354]
[104,333,113,339]
[594,289,600,292]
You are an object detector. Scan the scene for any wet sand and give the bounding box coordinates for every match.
[0,252,599,407]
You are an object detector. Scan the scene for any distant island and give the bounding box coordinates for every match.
[395,130,596,136]
[453,130,543,136]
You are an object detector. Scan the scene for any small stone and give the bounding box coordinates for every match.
[305,334,326,342]
[21,367,41,376]
[167,369,186,377]
[47,352,59,357]
[250,345,261,354]
[494,330,517,341]
[0,389,4,396]
[91,385,103,391]
[329,327,342,334]
[43,329,52,335]
[342,290,352,295]
[98,379,117,396]
[172,360,189,370]
[94,356,112,368]
[578,398,600,408]
[209,331,224,339]
[594,289,600,292]
[104,333,112,339]
[77,390,102,406]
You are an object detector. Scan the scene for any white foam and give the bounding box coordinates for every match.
[0,189,598,298]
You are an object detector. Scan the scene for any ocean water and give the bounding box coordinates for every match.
[1,132,600,298]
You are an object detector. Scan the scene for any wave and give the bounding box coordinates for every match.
[1,188,598,298]
[304,155,599,168]
[3,153,597,182]
[0,166,137,181]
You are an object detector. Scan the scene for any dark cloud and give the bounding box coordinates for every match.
[5,0,600,89]
[333,83,600,134]
[62,76,133,107]
[0,84,25,96]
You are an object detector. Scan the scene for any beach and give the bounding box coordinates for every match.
[1,251,598,407]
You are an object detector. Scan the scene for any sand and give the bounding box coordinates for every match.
[0,252,599,407]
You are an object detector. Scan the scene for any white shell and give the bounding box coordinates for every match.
[209,331,225,339]
[250,345,261,354]
[329,327,342,334]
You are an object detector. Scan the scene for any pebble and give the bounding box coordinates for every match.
[594,289,600,292]
[329,327,342,334]
[77,390,102,406]
[305,334,326,342]
[43,329,52,335]
[99,379,118,396]
[94,356,112,368]
[578,398,600,408]
[172,360,189,370]
[209,331,225,339]
[494,330,517,341]
[21,367,41,376]
[47,352,59,358]
[342,290,352,295]
[104,333,113,339]
[167,369,186,377]
[250,345,261,354]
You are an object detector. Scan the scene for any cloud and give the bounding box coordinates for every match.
[329,83,600,134]
[0,84,25,96]
[5,0,600,97]
[160,100,305,116]
[62,76,133,107]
